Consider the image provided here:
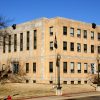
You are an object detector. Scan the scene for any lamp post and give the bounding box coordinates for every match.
[56,53,62,95]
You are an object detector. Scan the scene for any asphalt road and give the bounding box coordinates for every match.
[66,96,100,100]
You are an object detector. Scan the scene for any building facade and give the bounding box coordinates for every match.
[0,17,100,84]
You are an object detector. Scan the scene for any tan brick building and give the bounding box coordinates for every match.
[0,17,100,84]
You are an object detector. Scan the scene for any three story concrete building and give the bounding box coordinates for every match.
[0,17,100,84]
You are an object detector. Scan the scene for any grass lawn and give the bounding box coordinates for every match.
[0,83,95,100]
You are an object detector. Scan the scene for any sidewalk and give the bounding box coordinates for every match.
[24,91,100,100]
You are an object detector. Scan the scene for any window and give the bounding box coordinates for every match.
[49,27,53,35]
[77,63,81,73]
[63,41,67,50]
[20,33,23,51]
[33,63,36,73]
[14,34,17,52]
[70,62,74,73]
[8,35,11,52]
[98,64,100,72]
[91,31,94,39]
[49,62,53,73]
[83,30,87,38]
[98,46,100,54]
[50,41,53,50]
[84,63,88,73]
[84,81,87,84]
[70,27,74,36]
[3,37,5,53]
[71,81,74,84]
[34,30,37,49]
[63,62,67,73]
[70,42,74,51]
[77,43,81,52]
[63,26,67,35]
[98,33,100,40]
[84,44,87,53]
[91,63,95,74]
[78,81,81,84]
[77,29,81,37]
[26,63,29,73]
[49,81,53,84]
[13,63,19,74]
[26,80,29,83]
[26,31,30,50]
[33,80,36,83]
[63,81,67,84]
[91,45,94,53]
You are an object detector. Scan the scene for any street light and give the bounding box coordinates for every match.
[56,53,62,95]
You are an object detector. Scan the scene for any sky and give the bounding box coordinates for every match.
[0,0,100,25]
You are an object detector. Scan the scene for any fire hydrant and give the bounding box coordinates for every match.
[7,95,12,100]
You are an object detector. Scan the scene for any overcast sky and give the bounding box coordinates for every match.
[0,0,100,25]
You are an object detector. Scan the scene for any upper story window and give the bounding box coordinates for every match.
[33,63,36,73]
[70,27,74,37]
[50,41,53,50]
[34,30,37,49]
[70,42,74,51]
[70,62,74,73]
[98,33,100,41]
[91,45,94,53]
[84,44,87,53]
[26,63,29,73]
[91,31,94,40]
[26,31,30,50]
[49,27,53,36]
[3,37,5,53]
[8,35,11,52]
[77,29,81,37]
[20,33,23,51]
[49,62,53,73]
[84,63,88,73]
[77,43,81,52]
[63,62,67,73]
[63,41,67,50]
[77,63,81,73]
[83,30,87,39]
[14,34,17,52]
[98,46,100,54]
[63,26,67,35]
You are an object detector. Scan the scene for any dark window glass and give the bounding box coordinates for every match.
[98,46,100,54]
[63,26,67,35]
[49,62,53,73]
[70,42,74,51]
[84,30,87,38]
[98,33,100,40]
[33,63,36,73]
[3,37,5,53]
[84,44,87,53]
[34,30,37,49]
[8,35,11,52]
[26,63,29,73]
[63,41,67,50]
[77,43,81,52]
[27,31,30,50]
[14,34,17,51]
[63,62,67,73]
[91,45,94,53]
[20,33,23,51]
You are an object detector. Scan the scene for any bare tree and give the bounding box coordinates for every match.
[0,16,13,46]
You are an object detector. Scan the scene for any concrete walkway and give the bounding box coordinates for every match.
[24,91,100,100]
